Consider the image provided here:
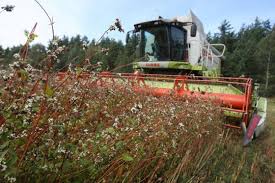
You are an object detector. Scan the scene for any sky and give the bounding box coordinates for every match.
[0,0,274,48]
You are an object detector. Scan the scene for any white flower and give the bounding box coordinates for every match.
[0,70,7,78]
[57,145,66,154]
[52,39,59,46]
[25,64,33,72]
[131,107,138,113]
[35,95,41,101]
[48,118,54,123]
[137,103,142,109]
[41,164,48,170]
[13,53,20,59]
[2,75,9,80]
[55,46,65,54]
[71,96,77,102]
[68,63,73,72]
[113,122,118,128]
[82,41,88,50]
[131,103,143,114]
[73,108,78,113]
[9,73,14,77]
[9,61,20,70]
[6,177,16,183]
[1,164,7,172]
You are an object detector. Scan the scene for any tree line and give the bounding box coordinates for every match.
[208,18,275,96]
[0,18,274,96]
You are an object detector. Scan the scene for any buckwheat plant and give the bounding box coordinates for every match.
[0,15,230,183]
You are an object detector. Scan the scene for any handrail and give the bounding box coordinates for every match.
[189,40,225,60]
[209,44,226,58]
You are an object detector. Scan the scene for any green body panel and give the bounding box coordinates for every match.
[257,97,267,112]
[144,80,243,95]
[167,62,203,70]
[224,111,243,118]
[134,61,221,77]
[202,68,221,77]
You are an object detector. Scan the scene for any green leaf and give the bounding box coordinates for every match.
[121,153,134,162]
[14,138,26,147]
[0,141,9,150]
[7,151,18,166]
[0,149,8,160]
[63,161,71,171]
[106,127,115,135]
[20,69,29,81]
[45,84,54,97]
[76,67,82,75]
[24,30,29,37]
[29,33,38,43]
[115,141,124,150]
[65,143,77,151]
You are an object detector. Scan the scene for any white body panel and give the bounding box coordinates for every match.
[174,11,222,71]
[255,98,267,138]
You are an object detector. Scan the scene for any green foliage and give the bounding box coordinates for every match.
[0,45,22,67]
[121,153,134,162]
[28,43,47,68]
[0,32,137,73]
[255,29,275,96]
[209,18,275,96]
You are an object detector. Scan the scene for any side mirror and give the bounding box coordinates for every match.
[126,30,133,44]
[190,23,197,37]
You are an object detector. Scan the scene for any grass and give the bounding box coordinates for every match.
[199,98,275,183]
[266,98,275,181]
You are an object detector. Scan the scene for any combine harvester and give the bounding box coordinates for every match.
[61,11,267,145]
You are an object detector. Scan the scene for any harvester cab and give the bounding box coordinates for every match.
[127,11,226,77]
